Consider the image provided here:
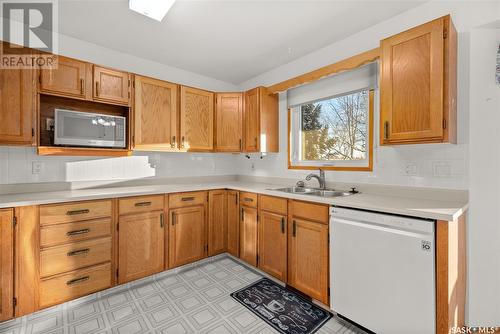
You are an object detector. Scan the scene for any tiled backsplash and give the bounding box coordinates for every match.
[0,147,239,185]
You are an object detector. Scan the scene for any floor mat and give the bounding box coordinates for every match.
[231,278,333,334]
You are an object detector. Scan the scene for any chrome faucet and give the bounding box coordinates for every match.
[305,169,326,189]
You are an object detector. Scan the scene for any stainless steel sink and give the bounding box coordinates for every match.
[310,190,353,198]
[272,187,318,194]
[271,187,355,198]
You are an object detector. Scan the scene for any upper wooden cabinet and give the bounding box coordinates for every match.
[0,209,14,322]
[0,63,35,146]
[93,66,131,106]
[215,93,243,152]
[133,76,178,151]
[208,190,226,256]
[380,15,456,145]
[39,56,89,99]
[243,87,279,153]
[180,86,214,151]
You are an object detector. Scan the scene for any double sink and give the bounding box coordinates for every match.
[272,187,354,198]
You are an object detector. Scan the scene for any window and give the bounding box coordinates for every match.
[289,89,374,171]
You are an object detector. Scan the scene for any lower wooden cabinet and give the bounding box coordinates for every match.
[39,263,111,309]
[0,209,14,322]
[258,210,287,281]
[169,204,207,268]
[226,191,240,257]
[240,205,258,266]
[288,217,329,305]
[208,190,226,256]
[118,198,165,284]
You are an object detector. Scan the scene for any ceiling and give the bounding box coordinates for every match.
[58,0,424,85]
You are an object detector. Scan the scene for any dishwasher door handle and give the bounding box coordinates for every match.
[332,218,433,239]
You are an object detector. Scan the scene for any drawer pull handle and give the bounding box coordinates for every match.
[66,209,89,216]
[181,197,195,202]
[292,220,297,237]
[67,229,90,236]
[281,217,285,234]
[66,276,90,286]
[244,198,253,202]
[67,248,90,257]
[135,201,152,207]
[160,213,164,228]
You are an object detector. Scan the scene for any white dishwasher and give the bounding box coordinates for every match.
[330,207,435,334]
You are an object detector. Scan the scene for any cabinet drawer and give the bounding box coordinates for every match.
[289,200,329,224]
[119,195,164,215]
[40,200,112,226]
[39,263,111,308]
[259,195,287,214]
[169,192,207,208]
[40,218,111,248]
[40,237,111,277]
[240,192,258,207]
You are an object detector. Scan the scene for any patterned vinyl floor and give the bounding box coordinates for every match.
[0,255,366,334]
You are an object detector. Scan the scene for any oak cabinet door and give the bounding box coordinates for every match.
[239,206,258,266]
[381,17,449,144]
[40,56,88,99]
[134,76,178,150]
[208,190,226,256]
[258,211,287,281]
[118,211,165,284]
[215,93,242,152]
[226,191,239,257]
[179,86,214,151]
[0,209,14,322]
[0,66,35,145]
[243,87,260,152]
[288,218,329,304]
[169,206,206,268]
[93,66,130,105]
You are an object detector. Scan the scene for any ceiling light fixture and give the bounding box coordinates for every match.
[129,0,176,22]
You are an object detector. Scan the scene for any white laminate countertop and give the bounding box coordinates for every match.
[0,181,468,221]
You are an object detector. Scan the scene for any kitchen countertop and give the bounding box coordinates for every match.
[0,181,468,221]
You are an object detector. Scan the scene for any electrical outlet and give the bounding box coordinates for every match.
[433,161,451,177]
[405,163,417,176]
[251,163,255,171]
[32,161,44,174]
[46,118,55,131]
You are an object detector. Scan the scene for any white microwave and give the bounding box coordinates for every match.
[54,109,126,148]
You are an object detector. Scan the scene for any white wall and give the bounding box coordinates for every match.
[467,27,500,327]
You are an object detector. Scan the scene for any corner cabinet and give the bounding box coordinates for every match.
[380,15,457,145]
[0,209,14,322]
[179,86,214,152]
[133,76,178,151]
[243,87,279,153]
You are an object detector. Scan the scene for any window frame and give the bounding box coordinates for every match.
[287,89,374,171]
